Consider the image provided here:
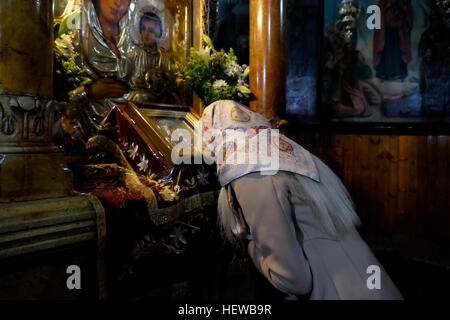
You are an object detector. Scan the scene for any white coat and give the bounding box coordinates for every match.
[219,157,403,300]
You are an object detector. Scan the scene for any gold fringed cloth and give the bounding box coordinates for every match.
[77,106,220,226]
[69,105,221,291]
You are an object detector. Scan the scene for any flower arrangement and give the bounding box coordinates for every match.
[53,11,84,102]
[177,34,252,107]
[53,44,84,102]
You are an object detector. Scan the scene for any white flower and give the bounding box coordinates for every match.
[213,79,228,93]
[225,59,243,78]
[137,155,149,172]
[197,167,210,186]
[197,46,211,61]
[127,143,139,160]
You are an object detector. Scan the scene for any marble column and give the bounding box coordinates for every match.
[249,0,287,120]
[0,1,107,299]
[0,0,72,202]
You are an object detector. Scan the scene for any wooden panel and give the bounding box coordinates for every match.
[405,136,418,238]
[387,135,399,233]
[415,136,428,238]
[436,136,449,240]
[288,133,450,243]
[360,135,372,230]
[397,136,410,235]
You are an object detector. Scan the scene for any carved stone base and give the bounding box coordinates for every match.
[0,152,73,203]
[0,194,107,299]
[0,94,73,202]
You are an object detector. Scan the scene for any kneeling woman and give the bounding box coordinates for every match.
[195,100,402,300]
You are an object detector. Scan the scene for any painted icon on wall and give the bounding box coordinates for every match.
[323,0,450,123]
[286,0,322,119]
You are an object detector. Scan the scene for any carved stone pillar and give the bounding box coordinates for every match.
[0,1,107,299]
[249,0,287,120]
[0,0,72,202]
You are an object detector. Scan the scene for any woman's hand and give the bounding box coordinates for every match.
[86,78,130,101]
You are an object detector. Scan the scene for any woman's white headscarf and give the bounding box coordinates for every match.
[195,100,320,186]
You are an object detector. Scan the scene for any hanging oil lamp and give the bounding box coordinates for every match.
[336,0,361,41]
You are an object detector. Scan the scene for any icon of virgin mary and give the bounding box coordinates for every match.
[65,0,135,141]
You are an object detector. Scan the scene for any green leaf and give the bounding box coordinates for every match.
[54,23,61,40]
[202,34,216,52]
[236,86,252,95]
[57,10,81,39]
[243,66,250,80]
